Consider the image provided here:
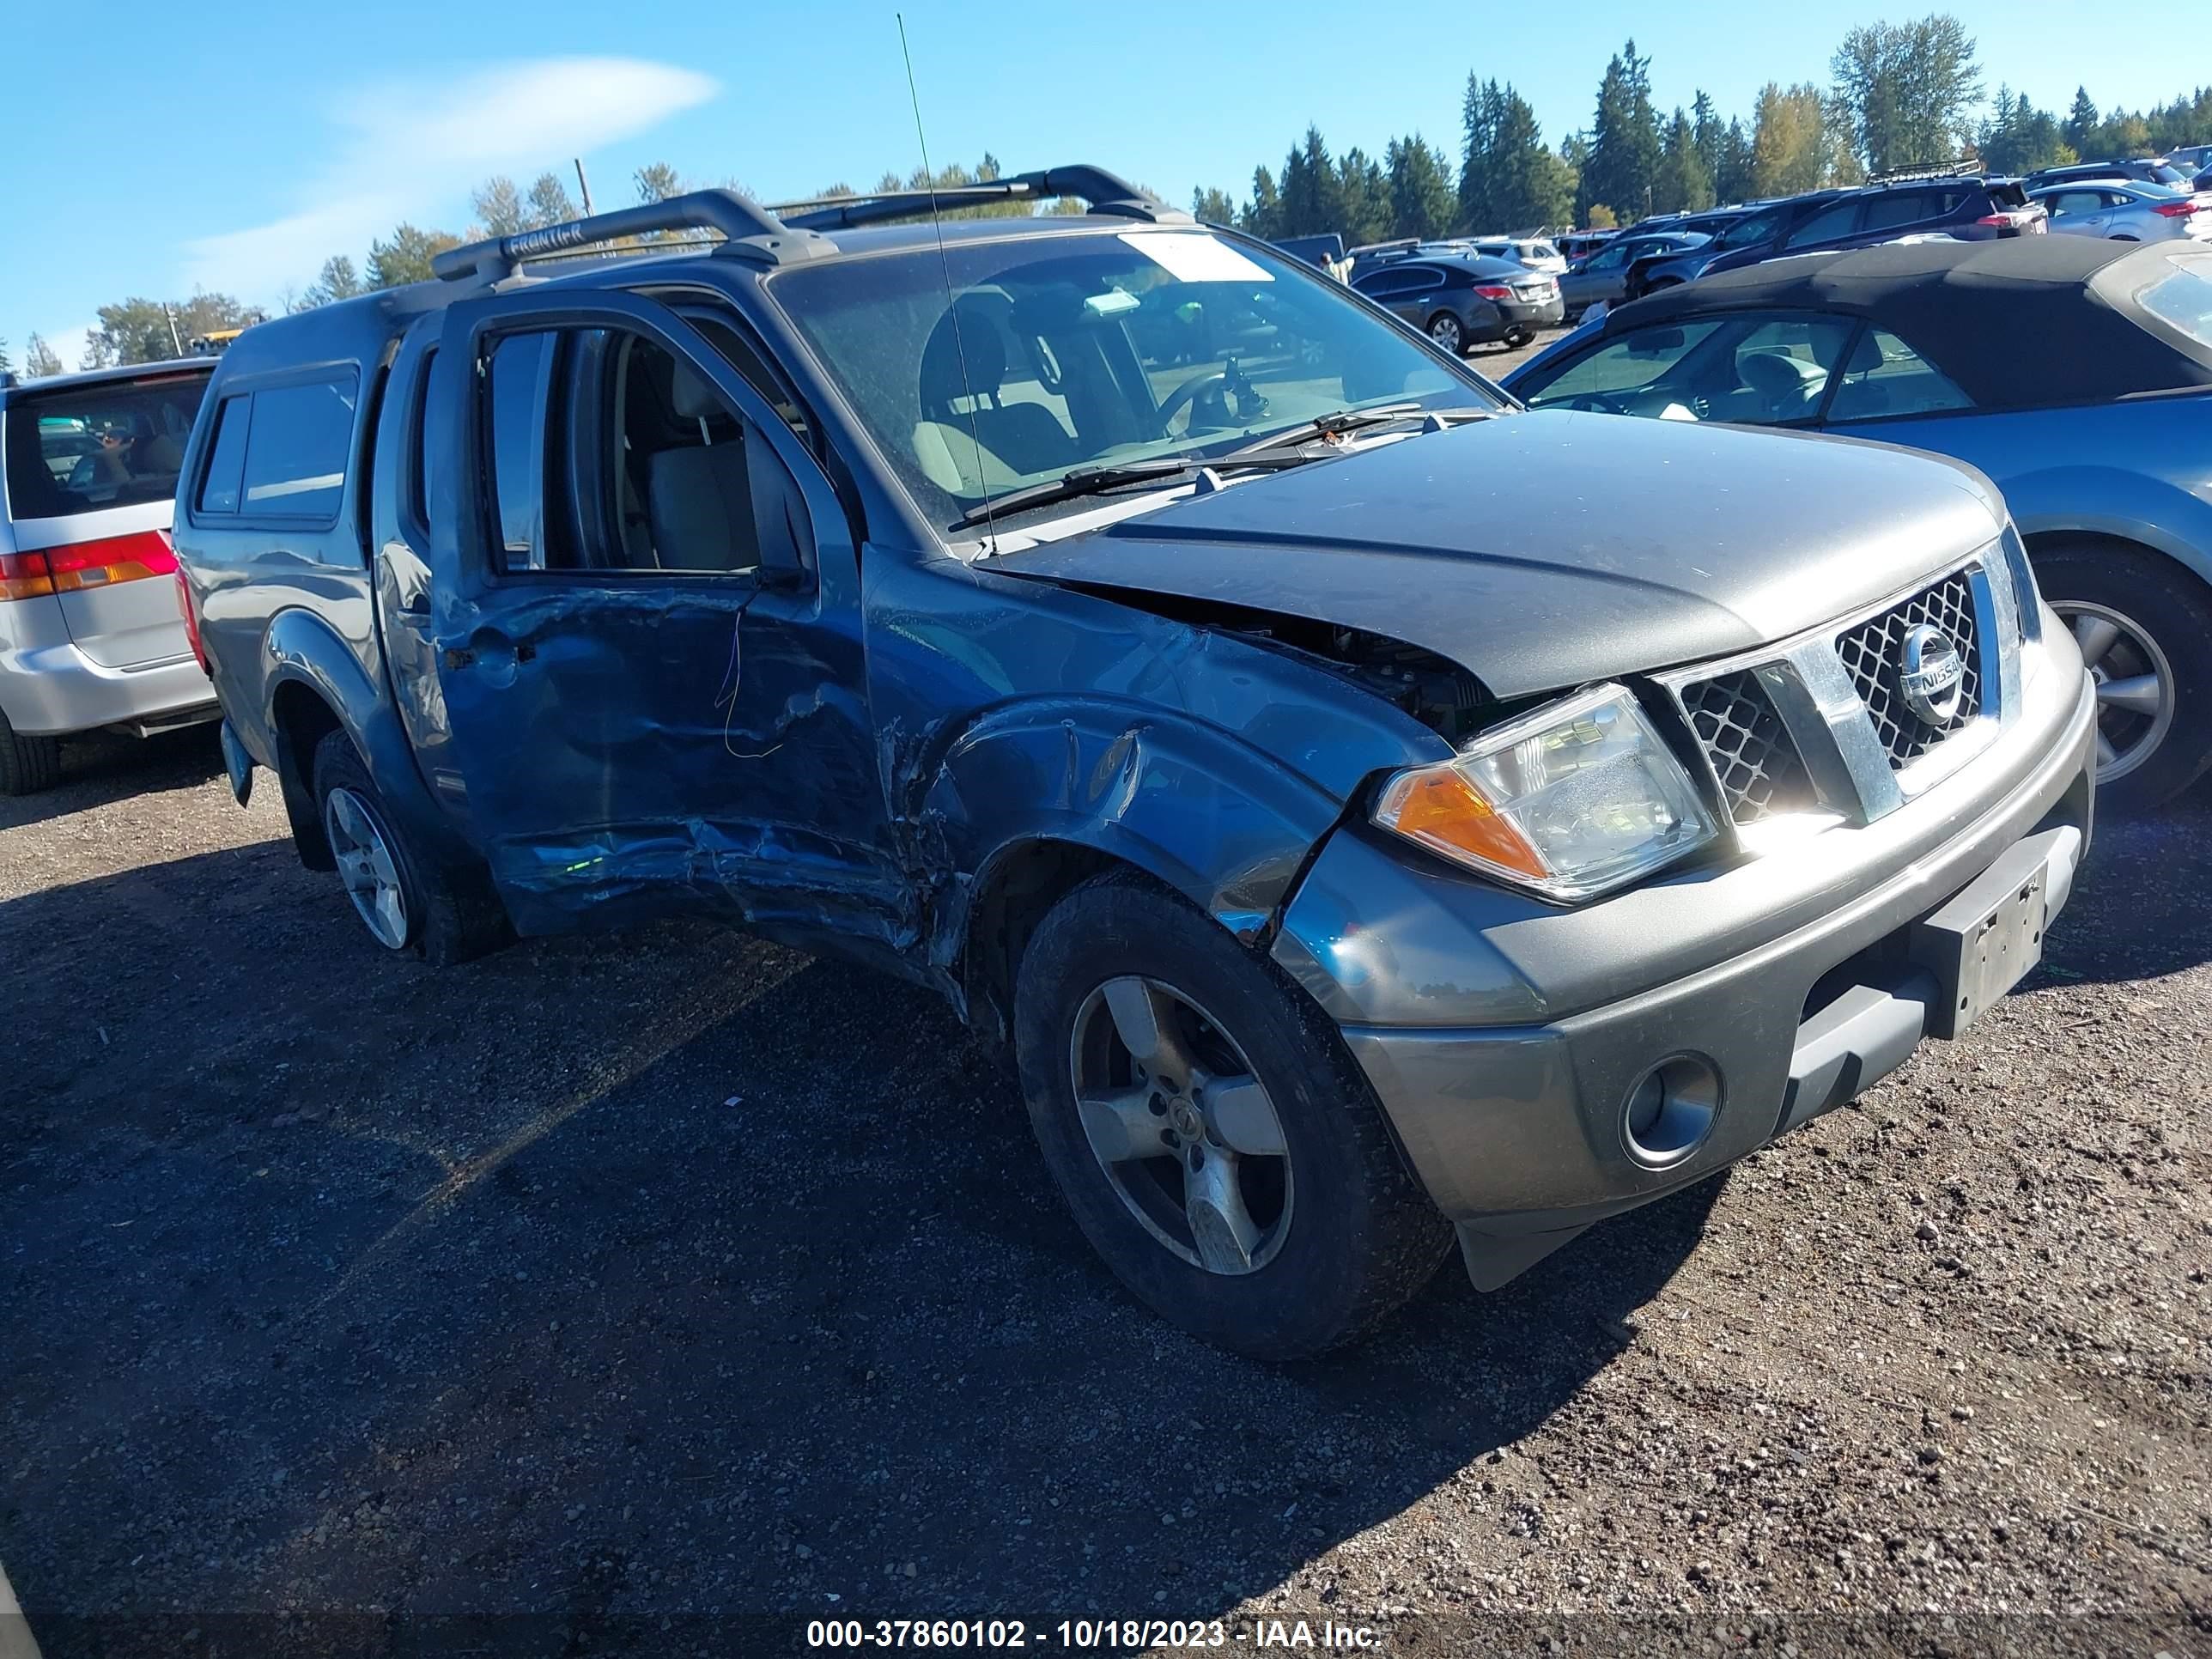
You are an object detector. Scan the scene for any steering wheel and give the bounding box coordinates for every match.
[1156,369,1229,435]
[1564,391,1638,416]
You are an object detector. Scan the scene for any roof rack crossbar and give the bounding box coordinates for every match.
[773,165,1187,231]
[432,188,836,283]
[1866,158,1986,185]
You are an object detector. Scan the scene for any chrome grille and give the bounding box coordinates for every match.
[1679,672,1816,825]
[1832,571,1983,767]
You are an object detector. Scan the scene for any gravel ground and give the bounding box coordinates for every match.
[4,686,2210,1658]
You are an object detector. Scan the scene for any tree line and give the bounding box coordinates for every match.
[1192,20,2212,243]
[15,43,2212,376]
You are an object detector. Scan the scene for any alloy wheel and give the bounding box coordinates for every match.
[1067,976,1294,1275]
[1430,316,1463,354]
[323,787,410,950]
[2054,600,2176,784]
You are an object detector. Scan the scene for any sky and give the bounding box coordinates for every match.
[3,0,2193,368]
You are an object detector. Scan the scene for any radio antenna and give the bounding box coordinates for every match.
[897,13,997,550]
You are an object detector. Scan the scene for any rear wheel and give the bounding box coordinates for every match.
[1425,312,1466,355]
[2033,544,2212,811]
[1014,872,1451,1359]
[0,708,62,796]
[311,730,512,963]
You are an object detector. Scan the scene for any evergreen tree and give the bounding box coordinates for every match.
[1191,186,1240,226]
[24,334,64,379]
[1335,148,1390,246]
[1386,136,1456,240]
[1278,127,1342,237]
[1580,40,1663,223]
[368,225,465,289]
[1654,108,1715,214]
[2063,88,2100,155]
[302,255,364,308]
[1243,166,1284,239]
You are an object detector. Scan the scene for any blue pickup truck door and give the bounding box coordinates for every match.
[423,289,908,955]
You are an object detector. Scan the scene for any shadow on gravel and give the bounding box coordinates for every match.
[2,842,1719,1647]
[0,723,222,833]
[2030,772,2212,989]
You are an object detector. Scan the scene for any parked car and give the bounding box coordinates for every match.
[1627,191,1851,295]
[1628,175,2044,298]
[177,170,2094,1358]
[1351,252,1562,351]
[1465,237,1571,276]
[0,360,220,792]
[1554,229,1616,264]
[1504,235,2212,808]
[2033,180,2212,243]
[1558,231,1711,321]
[2025,159,2199,192]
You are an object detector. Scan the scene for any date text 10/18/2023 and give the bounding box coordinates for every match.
[806,1618,1384,1650]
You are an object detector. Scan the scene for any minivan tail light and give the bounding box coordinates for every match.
[41,529,177,593]
[0,551,55,602]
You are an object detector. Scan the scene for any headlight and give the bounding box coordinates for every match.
[1371,683,1719,902]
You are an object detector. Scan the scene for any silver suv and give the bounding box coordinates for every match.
[0,361,219,792]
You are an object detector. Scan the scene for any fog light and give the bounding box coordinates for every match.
[1621,1056,1720,1167]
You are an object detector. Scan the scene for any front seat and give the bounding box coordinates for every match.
[1826,331,1892,422]
[914,300,1079,487]
[645,363,758,574]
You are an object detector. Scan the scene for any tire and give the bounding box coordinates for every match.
[1504,325,1534,349]
[0,708,62,796]
[2033,543,2212,812]
[311,730,512,964]
[1425,312,1466,356]
[1013,872,1452,1359]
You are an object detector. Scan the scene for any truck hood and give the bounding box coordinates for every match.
[991,410,2005,699]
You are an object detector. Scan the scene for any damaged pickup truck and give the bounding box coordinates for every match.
[174,168,2098,1358]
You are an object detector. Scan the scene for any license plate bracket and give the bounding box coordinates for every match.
[1910,832,2065,1039]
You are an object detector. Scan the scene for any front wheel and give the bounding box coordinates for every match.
[1014,872,1451,1359]
[1425,312,1465,356]
[2034,544,2212,811]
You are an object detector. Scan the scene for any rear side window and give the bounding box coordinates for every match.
[2135,257,2212,349]
[197,394,251,514]
[1862,192,1936,231]
[240,376,357,520]
[1784,201,1863,247]
[3,369,211,521]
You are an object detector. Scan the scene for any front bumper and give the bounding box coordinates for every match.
[1273,652,2098,1286]
[0,640,217,738]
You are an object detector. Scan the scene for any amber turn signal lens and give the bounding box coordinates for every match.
[1374,767,1549,882]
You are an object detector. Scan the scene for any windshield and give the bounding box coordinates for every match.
[769,228,1492,530]
[3,369,211,520]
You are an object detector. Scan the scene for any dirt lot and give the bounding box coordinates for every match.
[4,686,2212,1656]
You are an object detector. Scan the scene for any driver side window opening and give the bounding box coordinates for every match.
[1521,314,1855,426]
[481,325,810,579]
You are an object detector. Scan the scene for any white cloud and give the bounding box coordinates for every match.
[181,57,717,299]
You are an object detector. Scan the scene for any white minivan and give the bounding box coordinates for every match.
[0,360,219,792]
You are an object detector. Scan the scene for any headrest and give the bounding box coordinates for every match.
[919,301,1008,413]
[1847,331,1886,374]
[669,361,725,422]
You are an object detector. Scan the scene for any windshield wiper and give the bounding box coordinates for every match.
[1223,403,1493,460]
[955,455,1304,528]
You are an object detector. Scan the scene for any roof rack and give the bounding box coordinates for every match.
[1867,158,1986,185]
[773,166,1185,230]
[434,189,830,283]
[433,167,1186,284]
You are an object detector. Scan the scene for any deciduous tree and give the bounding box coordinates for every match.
[1831,14,1982,174]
